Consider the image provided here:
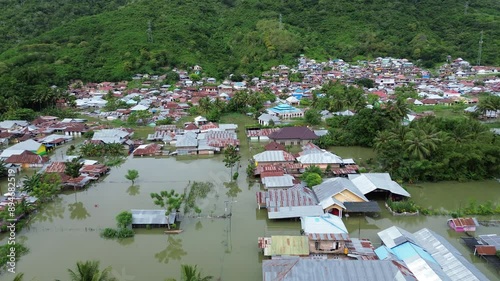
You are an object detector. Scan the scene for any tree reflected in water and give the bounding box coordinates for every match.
[195,221,203,231]
[224,181,241,199]
[34,197,65,223]
[68,201,90,220]
[126,184,140,196]
[155,235,187,264]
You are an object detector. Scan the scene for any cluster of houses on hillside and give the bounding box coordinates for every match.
[69,56,500,128]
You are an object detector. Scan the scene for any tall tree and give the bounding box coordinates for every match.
[125,169,139,184]
[223,145,241,180]
[150,190,185,229]
[67,260,117,281]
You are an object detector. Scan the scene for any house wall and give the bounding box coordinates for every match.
[324,204,343,217]
[198,150,214,155]
[275,139,312,146]
[36,145,47,155]
[309,240,346,254]
[334,190,365,203]
[301,163,341,170]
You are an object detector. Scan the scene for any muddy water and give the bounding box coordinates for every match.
[0,144,499,280]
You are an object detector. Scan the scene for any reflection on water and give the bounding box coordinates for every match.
[33,197,65,223]
[68,202,90,220]
[195,221,203,231]
[126,184,140,196]
[224,181,241,198]
[155,235,187,264]
[117,237,134,246]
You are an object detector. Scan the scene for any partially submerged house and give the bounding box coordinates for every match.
[313,177,373,217]
[131,209,177,228]
[0,139,47,159]
[4,150,49,168]
[262,259,417,281]
[133,143,163,156]
[447,218,478,233]
[256,185,324,219]
[348,173,411,199]
[375,226,490,281]
[301,214,350,255]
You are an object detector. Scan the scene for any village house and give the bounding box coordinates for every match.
[301,214,350,255]
[376,226,490,281]
[256,185,324,219]
[4,150,49,168]
[268,126,318,146]
[313,177,372,217]
[258,114,281,126]
[253,150,296,165]
[0,139,47,159]
[133,143,163,157]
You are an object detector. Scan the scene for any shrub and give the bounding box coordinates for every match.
[232,172,239,181]
[387,199,419,213]
[116,228,135,239]
[101,228,118,239]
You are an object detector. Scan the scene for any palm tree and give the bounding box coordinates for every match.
[181,265,213,281]
[404,128,440,160]
[198,97,212,114]
[22,174,42,193]
[68,260,117,281]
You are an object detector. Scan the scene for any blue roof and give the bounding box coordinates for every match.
[270,104,302,114]
[375,242,437,264]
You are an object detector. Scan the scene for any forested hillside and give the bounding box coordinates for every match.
[0,0,499,111]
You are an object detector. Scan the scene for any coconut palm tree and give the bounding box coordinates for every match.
[180,265,213,281]
[22,174,42,193]
[67,260,117,281]
[198,97,212,114]
[404,128,439,160]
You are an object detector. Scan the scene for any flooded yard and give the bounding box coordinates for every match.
[0,142,499,280]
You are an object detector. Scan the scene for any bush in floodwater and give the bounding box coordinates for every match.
[387,199,419,213]
[101,228,118,239]
[116,228,134,239]
[232,172,239,181]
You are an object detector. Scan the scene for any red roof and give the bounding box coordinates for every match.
[265,142,286,151]
[4,151,48,164]
[269,127,318,140]
[475,245,496,256]
[133,143,162,156]
[45,162,66,173]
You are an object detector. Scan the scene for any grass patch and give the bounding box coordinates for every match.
[410,104,468,118]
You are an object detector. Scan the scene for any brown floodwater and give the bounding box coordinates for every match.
[0,144,498,280]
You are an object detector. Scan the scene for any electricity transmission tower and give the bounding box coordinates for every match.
[147,20,153,43]
[477,31,483,66]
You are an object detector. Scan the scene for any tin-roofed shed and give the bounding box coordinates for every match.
[131,209,176,228]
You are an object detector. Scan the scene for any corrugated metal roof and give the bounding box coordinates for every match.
[378,226,419,249]
[268,206,324,219]
[297,151,343,164]
[301,214,348,235]
[131,209,176,225]
[262,175,295,188]
[344,201,381,213]
[313,177,368,204]
[413,228,490,281]
[253,150,295,162]
[479,234,500,249]
[262,259,418,281]
[349,173,411,197]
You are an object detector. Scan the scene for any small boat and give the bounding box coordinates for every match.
[448,217,478,232]
[164,229,183,234]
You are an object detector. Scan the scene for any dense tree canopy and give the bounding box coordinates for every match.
[0,0,498,115]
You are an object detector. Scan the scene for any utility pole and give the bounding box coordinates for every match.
[477,31,483,66]
[279,14,283,30]
[147,20,153,43]
[464,1,469,15]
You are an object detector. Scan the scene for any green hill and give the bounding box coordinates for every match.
[0,0,499,111]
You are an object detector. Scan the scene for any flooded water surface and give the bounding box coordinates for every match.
[0,144,499,280]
